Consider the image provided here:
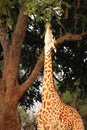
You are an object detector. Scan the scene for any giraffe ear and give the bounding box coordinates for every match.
[51,40,56,53]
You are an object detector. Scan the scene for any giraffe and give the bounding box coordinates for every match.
[37,22,84,130]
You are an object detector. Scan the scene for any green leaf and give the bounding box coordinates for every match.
[6,18,13,30]
[62,90,74,104]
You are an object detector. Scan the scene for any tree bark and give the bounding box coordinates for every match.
[0,100,21,130]
[0,0,28,129]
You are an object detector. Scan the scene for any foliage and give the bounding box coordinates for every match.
[25,0,64,22]
[19,80,41,109]
[18,105,30,126]
[18,105,37,130]
[0,0,19,29]
[55,38,87,96]
[62,90,74,104]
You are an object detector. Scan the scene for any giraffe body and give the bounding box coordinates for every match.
[37,101,84,130]
[37,22,84,130]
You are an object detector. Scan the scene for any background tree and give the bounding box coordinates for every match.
[0,0,87,130]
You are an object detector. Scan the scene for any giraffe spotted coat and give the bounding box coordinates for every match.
[37,22,84,130]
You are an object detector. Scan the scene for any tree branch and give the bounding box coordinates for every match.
[20,51,44,95]
[55,32,87,45]
[12,0,28,51]
[0,26,8,53]
[6,0,28,84]
[3,0,28,92]
[19,32,87,96]
[0,26,10,82]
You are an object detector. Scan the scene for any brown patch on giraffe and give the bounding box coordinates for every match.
[42,87,46,92]
[43,102,46,108]
[45,94,48,99]
[47,101,51,106]
[48,93,52,99]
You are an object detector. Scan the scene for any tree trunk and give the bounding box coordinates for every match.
[0,106,21,130]
[0,1,28,129]
[0,83,21,130]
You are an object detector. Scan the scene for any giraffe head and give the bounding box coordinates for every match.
[45,22,51,29]
[44,22,56,53]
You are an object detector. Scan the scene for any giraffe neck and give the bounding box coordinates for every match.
[43,48,54,86]
[42,47,61,104]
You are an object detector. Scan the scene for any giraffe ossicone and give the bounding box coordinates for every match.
[37,22,84,130]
